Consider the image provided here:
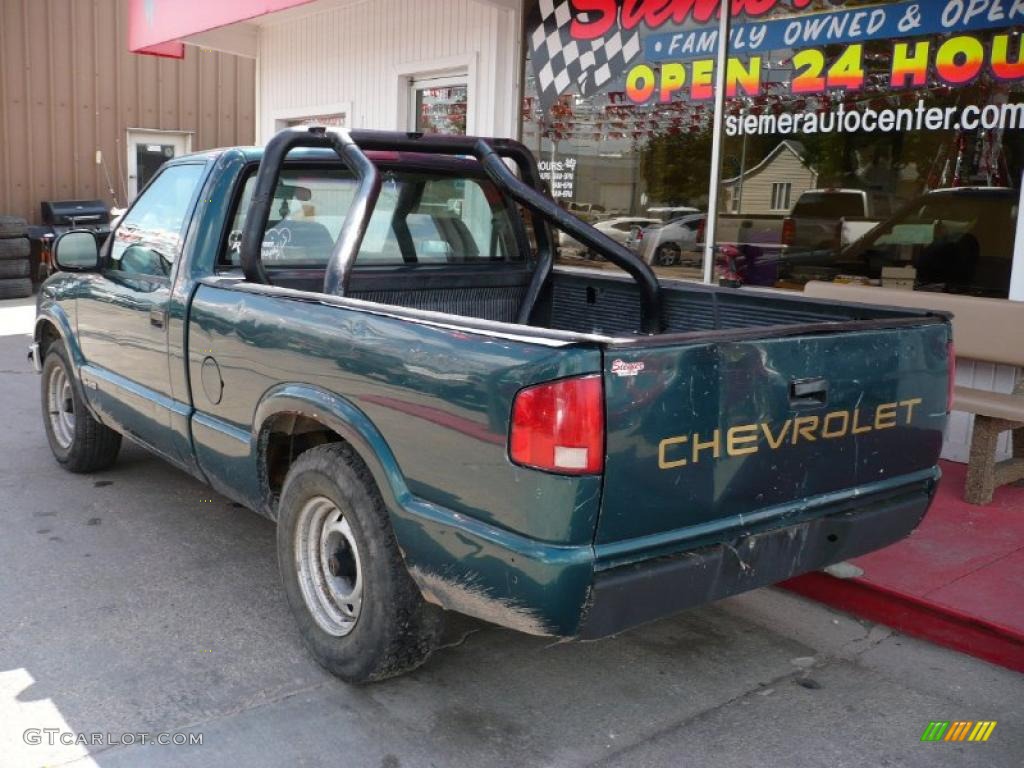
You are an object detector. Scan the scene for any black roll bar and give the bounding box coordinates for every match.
[239,126,382,292]
[472,140,663,335]
[244,127,663,334]
[345,131,663,334]
[345,130,559,326]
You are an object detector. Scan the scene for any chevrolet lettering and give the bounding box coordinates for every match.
[659,398,924,469]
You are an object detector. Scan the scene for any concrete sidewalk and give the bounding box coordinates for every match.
[0,313,1021,768]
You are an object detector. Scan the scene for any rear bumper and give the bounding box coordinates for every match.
[577,483,936,639]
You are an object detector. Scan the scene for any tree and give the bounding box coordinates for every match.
[639,128,715,206]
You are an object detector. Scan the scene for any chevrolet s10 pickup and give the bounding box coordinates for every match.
[32,127,953,682]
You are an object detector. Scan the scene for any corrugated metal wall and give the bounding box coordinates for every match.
[258,0,521,141]
[0,0,256,223]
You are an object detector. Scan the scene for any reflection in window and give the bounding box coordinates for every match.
[717,6,1023,298]
[110,163,204,277]
[521,0,1023,297]
[770,182,792,212]
[523,80,716,281]
[842,189,1017,298]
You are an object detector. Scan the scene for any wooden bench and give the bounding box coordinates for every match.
[804,282,1024,505]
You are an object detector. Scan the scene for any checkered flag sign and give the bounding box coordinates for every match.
[529,0,641,112]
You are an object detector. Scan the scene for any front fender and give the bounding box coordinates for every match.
[34,302,84,369]
[252,383,595,637]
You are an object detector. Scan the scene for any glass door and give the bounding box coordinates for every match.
[126,130,191,199]
[410,74,468,135]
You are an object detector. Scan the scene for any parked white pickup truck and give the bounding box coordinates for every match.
[782,189,897,254]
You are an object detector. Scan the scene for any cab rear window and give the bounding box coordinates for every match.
[225,167,523,267]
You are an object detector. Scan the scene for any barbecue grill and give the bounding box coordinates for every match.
[33,199,112,280]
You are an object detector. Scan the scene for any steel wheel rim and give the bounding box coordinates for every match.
[295,495,363,637]
[47,363,75,450]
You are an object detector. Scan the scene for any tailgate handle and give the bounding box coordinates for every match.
[790,378,828,407]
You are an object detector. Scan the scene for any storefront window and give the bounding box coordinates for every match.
[523,1,717,278]
[718,1,1023,297]
[522,1,1024,298]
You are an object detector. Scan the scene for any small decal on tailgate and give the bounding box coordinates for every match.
[611,359,644,377]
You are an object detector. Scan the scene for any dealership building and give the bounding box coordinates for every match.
[130,0,1023,460]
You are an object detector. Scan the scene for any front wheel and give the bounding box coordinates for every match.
[276,443,444,683]
[41,345,121,472]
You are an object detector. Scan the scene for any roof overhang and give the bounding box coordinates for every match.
[128,0,322,58]
[129,0,524,59]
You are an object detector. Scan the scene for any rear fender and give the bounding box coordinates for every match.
[253,383,595,637]
[254,383,410,519]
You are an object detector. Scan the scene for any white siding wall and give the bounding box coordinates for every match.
[257,0,521,141]
[733,153,816,215]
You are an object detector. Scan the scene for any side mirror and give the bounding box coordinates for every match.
[54,230,100,272]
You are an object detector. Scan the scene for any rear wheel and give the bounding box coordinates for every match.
[654,243,681,267]
[276,443,443,683]
[41,345,121,472]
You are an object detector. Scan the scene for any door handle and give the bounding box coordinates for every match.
[790,377,828,407]
[150,307,166,329]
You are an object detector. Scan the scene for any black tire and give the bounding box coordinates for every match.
[654,244,681,267]
[0,258,30,279]
[277,443,443,683]
[0,277,32,299]
[40,345,121,473]
[0,215,27,238]
[0,238,30,260]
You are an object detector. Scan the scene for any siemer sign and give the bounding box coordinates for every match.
[529,0,1024,130]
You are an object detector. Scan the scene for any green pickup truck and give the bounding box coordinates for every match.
[32,127,953,683]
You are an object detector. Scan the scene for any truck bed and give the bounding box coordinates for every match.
[238,265,916,339]
[541,269,911,336]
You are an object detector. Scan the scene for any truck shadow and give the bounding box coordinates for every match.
[4,437,810,768]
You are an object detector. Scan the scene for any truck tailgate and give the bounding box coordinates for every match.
[597,320,950,552]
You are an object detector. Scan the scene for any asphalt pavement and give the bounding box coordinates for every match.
[0,295,1021,768]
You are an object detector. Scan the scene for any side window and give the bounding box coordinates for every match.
[110,164,205,277]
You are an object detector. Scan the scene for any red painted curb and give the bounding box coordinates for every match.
[781,572,1024,673]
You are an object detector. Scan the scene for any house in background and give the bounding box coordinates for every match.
[721,141,818,216]
[0,0,255,224]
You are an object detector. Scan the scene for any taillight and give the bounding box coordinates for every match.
[781,217,795,246]
[947,341,956,412]
[696,217,706,244]
[510,375,604,475]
